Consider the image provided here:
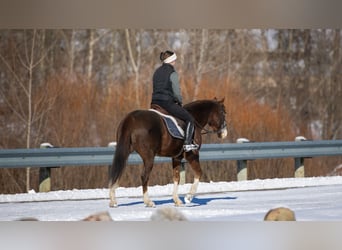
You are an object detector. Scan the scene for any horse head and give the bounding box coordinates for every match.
[185,98,228,139]
[209,97,228,139]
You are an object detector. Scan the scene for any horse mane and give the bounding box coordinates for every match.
[183,98,224,112]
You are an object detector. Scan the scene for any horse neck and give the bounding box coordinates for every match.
[186,101,213,128]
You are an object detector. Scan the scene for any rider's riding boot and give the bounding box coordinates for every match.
[183,122,198,152]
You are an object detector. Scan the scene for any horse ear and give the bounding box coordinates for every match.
[213,97,225,104]
[216,97,225,103]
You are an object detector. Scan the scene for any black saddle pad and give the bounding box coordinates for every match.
[149,109,184,140]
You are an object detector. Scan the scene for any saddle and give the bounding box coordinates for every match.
[150,104,186,140]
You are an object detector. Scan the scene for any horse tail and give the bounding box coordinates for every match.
[109,118,132,187]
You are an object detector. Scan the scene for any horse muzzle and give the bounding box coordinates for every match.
[218,121,228,139]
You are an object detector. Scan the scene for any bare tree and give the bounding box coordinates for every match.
[87,29,95,81]
[194,29,208,97]
[125,29,141,106]
[0,30,55,191]
[317,30,342,139]
[85,29,111,82]
[69,29,76,75]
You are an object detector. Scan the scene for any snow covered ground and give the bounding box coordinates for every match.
[1,176,342,221]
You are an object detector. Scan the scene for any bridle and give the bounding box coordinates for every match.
[196,122,215,135]
[197,120,227,135]
[195,106,227,135]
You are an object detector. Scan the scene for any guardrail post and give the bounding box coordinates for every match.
[236,138,250,181]
[294,136,306,178]
[39,143,54,192]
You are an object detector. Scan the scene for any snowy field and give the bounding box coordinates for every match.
[1,176,342,221]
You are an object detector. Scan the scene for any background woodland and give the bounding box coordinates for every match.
[0,29,341,194]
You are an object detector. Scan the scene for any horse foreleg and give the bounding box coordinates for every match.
[184,178,199,204]
[172,158,183,206]
[141,158,155,207]
[109,181,119,207]
[184,153,202,204]
[143,189,155,207]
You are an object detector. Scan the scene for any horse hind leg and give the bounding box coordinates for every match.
[141,156,156,207]
[184,178,200,204]
[109,180,120,207]
[172,158,183,206]
[184,153,202,204]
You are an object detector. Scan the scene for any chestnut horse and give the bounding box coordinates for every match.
[108,98,228,207]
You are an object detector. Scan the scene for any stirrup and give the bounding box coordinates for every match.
[183,143,199,152]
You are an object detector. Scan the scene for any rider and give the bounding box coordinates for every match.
[151,50,198,152]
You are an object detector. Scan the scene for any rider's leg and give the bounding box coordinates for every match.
[183,121,198,152]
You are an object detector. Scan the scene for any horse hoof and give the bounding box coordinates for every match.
[109,202,118,208]
[184,194,193,204]
[174,200,183,206]
[145,201,156,208]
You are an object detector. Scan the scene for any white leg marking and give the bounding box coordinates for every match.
[185,178,199,204]
[143,191,155,207]
[173,181,183,206]
[109,182,119,207]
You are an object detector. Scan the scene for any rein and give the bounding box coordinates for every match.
[194,120,217,135]
[200,128,217,135]
[195,119,227,135]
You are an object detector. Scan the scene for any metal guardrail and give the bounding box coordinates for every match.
[0,139,341,191]
[0,140,341,168]
[0,146,168,168]
[199,140,342,160]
